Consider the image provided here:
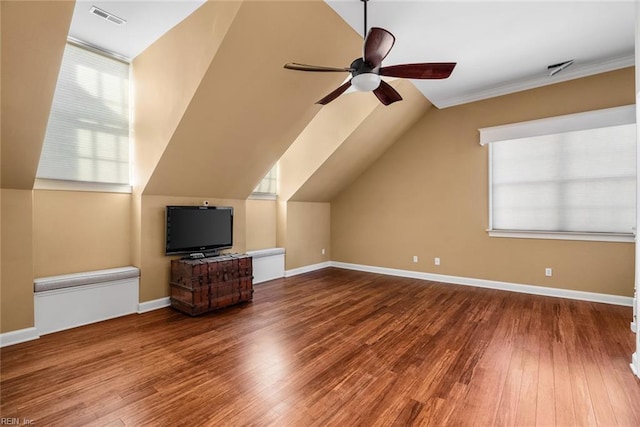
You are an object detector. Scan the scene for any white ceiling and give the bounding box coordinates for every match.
[327,0,635,107]
[68,0,206,60]
[68,0,635,108]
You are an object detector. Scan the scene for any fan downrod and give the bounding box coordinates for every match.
[362,0,369,38]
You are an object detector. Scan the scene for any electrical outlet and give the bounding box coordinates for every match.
[435,257,440,266]
[413,255,418,263]
[321,248,325,255]
[545,268,552,277]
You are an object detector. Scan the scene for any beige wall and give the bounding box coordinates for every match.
[0,0,633,340]
[246,199,277,250]
[131,194,142,268]
[276,201,288,250]
[1,0,73,189]
[139,196,246,302]
[332,68,636,297]
[3,189,132,334]
[1,189,34,333]
[1,7,3,318]
[130,1,242,275]
[33,190,131,277]
[284,202,331,270]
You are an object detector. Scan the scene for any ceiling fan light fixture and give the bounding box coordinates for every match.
[351,73,381,92]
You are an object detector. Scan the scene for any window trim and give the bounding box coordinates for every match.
[67,36,130,64]
[34,178,132,194]
[248,192,277,201]
[479,105,635,146]
[487,229,635,243]
[481,104,636,243]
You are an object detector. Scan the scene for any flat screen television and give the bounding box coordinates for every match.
[165,205,233,257]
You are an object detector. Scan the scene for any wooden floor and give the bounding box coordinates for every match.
[2,268,639,426]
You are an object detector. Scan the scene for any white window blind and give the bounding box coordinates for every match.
[480,105,636,239]
[251,164,278,199]
[37,42,130,187]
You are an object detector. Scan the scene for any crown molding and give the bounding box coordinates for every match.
[435,54,635,109]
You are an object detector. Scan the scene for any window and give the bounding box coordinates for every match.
[251,164,278,199]
[480,105,636,242]
[36,41,131,192]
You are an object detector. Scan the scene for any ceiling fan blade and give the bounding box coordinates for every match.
[380,63,456,79]
[284,63,354,72]
[363,27,395,68]
[373,80,402,106]
[316,80,353,105]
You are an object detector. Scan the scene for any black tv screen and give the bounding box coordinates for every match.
[165,206,233,256]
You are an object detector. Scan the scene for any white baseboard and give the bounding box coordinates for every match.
[285,261,332,278]
[0,327,39,348]
[631,353,639,378]
[3,261,631,347]
[137,297,171,313]
[331,261,633,307]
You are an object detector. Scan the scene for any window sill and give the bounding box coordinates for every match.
[487,229,635,243]
[34,179,132,194]
[249,193,277,201]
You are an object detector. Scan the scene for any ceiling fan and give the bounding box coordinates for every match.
[284,0,456,106]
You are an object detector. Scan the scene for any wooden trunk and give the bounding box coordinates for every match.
[170,254,253,316]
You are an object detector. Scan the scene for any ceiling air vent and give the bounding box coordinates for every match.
[89,6,127,26]
[547,60,574,77]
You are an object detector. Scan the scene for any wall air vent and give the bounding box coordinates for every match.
[89,6,127,26]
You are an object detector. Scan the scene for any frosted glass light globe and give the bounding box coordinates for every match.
[351,73,381,92]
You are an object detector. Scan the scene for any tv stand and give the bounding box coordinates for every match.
[170,254,253,316]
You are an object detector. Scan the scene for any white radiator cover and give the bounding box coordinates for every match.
[34,267,139,335]
[246,248,285,284]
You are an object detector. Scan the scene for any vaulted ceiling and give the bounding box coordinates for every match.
[327,0,635,108]
[1,0,635,203]
[138,0,365,199]
[68,0,636,108]
[1,1,75,189]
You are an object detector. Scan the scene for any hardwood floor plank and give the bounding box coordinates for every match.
[536,303,558,425]
[554,301,595,427]
[1,268,638,426]
[552,339,578,426]
[496,344,526,426]
[514,298,541,425]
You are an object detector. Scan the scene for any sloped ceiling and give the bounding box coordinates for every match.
[143,0,363,198]
[132,1,242,194]
[277,86,382,202]
[290,80,431,202]
[278,79,431,203]
[1,0,75,189]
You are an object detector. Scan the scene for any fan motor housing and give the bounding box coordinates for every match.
[350,57,379,76]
